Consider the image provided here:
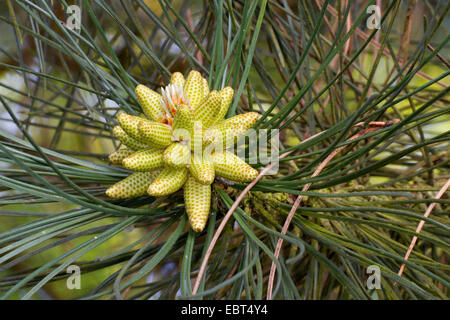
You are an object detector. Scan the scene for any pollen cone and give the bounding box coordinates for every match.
[138,120,172,148]
[117,113,144,140]
[170,72,185,87]
[135,84,166,122]
[212,86,234,125]
[147,166,188,196]
[202,77,209,97]
[106,171,159,199]
[109,146,134,165]
[184,175,211,232]
[122,149,164,171]
[203,112,259,146]
[184,70,205,109]
[188,153,215,185]
[113,125,148,151]
[211,151,259,182]
[172,104,194,140]
[194,90,222,128]
[163,143,191,168]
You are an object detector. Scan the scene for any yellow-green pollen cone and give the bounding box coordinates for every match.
[106,70,259,232]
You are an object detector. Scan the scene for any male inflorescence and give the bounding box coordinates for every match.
[106,70,259,232]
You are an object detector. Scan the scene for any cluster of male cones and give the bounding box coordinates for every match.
[106,70,259,232]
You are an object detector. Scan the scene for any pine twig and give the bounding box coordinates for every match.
[397,178,450,277]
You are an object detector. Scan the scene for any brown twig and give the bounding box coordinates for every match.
[397,0,415,68]
[186,9,203,65]
[397,178,450,277]
[426,44,450,69]
[266,119,400,299]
